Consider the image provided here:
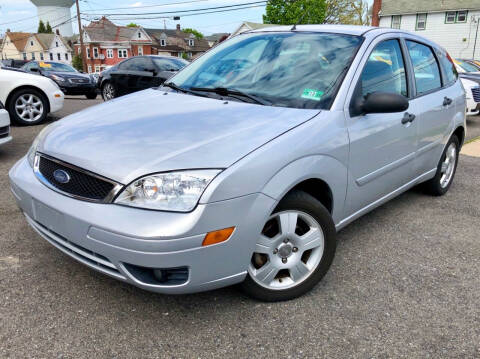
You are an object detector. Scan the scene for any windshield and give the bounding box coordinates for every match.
[39,62,77,72]
[169,32,363,109]
[456,60,480,73]
[152,57,188,71]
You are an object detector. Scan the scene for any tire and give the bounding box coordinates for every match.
[8,88,48,126]
[85,92,97,100]
[241,190,336,302]
[102,82,116,101]
[423,135,460,196]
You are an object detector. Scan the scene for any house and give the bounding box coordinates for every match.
[145,25,210,58]
[372,0,480,59]
[0,30,73,63]
[204,33,230,47]
[229,21,274,37]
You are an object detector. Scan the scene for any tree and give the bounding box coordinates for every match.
[324,0,370,25]
[263,0,327,25]
[45,22,53,33]
[126,22,138,27]
[182,28,204,39]
[72,54,83,71]
[38,20,46,33]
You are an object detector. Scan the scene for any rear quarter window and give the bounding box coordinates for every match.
[436,49,458,86]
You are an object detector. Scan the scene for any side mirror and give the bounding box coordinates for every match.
[352,92,409,116]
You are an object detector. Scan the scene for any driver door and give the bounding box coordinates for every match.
[344,37,417,216]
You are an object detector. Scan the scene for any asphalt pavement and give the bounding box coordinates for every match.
[0,96,479,358]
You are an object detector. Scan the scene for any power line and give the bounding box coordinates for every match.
[81,0,211,12]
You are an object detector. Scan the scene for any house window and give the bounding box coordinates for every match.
[65,53,68,60]
[23,53,27,60]
[118,49,128,58]
[107,49,113,58]
[55,41,59,48]
[49,53,53,60]
[30,40,33,46]
[457,10,468,23]
[31,52,35,60]
[160,39,166,46]
[391,15,401,29]
[95,65,100,73]
[445,11,456,23]
[87,65,92,73]
[40,53,44,60]
[138,45,143,55]
[138,32,141,39]
[86,48,90,59]
[188,39,194,46]
[57,53,61,60]
[416,13,427,30]
[93,47,99,59]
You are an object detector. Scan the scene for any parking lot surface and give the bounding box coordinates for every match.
[1,97,479,358]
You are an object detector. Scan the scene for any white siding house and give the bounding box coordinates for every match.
[378,0,480,59]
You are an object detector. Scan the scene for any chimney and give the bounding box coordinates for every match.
[6,29,10,33]
[56,29,60,35]
[176,24,181,31]
[371,0,382,26]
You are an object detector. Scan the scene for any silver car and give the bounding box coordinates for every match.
[9,25,466,301]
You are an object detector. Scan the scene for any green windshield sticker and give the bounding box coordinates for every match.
[301,89,324,101]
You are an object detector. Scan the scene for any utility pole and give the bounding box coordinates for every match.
[75,0,87,73]
[473,16,480,60]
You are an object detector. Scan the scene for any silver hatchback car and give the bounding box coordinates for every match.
[10,25,466,301]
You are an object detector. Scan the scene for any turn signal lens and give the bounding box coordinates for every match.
[54,94,62,98]
[202,227,235,246]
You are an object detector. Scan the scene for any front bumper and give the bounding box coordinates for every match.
[47,90,64,113]
[59,84,97,95]
[9,157,276,294]
[0,109,12,146]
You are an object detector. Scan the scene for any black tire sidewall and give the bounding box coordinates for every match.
[241,190,337,302]
[86,92,97,100]
[8,88,48,126]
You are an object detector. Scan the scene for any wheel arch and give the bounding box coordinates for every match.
[5,85,51,114]
[453,125,465,147]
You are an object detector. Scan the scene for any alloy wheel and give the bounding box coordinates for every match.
[248,210,325,290]
[103,83,115,100]
[15,94,44,123]
[440,143,457,188]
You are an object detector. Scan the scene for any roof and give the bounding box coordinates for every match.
[4,32,31,51]
[34,33,54,50]
[205,33,230,41]
[380,0,480,16]
[249,24,376,36]
[145,28,210,52]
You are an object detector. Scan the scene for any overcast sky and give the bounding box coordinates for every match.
[0,0,373,36]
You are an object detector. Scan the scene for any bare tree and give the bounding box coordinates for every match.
[325,0,370,25]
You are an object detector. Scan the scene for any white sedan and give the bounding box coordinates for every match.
[0,67,64,125]
[460,77,480,116]
[0,103,12,146]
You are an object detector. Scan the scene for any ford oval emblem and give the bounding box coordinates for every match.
[53,169,70,184]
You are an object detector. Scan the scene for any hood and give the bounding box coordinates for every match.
[46,71,91,80]
[39,89,319,184]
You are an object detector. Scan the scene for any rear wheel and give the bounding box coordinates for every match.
[102,82,115,101]
[241,190,336,302]
[85,91,97,100]
[423,135,459,196]
[8,88,48,126]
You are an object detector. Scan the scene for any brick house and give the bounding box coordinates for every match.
[75,18,210,73]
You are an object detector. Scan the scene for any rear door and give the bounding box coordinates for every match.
[344,36,417,216]
[404,39,458,175]
[110,57,156,96]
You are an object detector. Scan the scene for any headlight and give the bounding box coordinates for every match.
[27,125,51,167]
[51,74,66,82]
[115,170,221,212]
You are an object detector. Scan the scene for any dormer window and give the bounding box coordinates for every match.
[138,32,141,39]
[160,39,166,46]
[188,39,194,46]
[56,41,59,47]
[30,40,34,46]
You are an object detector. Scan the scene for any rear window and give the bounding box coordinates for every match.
[406,41,442,95]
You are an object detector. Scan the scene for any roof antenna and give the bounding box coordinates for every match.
[291,10,308,31]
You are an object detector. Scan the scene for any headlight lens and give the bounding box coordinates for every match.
[27,137,40,167]
[51,74,66,82]
[115,170,221,212]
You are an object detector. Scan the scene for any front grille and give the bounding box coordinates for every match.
[69,78,90,84]
[37,155,117,202]
[472,87,480,102]
[0,125,9,139]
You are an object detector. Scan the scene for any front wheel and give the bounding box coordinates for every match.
[423,135,460,196]
[85,91,97,100]
[241,190,336,302]
[8,88,48,126]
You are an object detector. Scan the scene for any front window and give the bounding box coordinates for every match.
[391,15,401,29]
[49,53,53,61]
[138,45,143,56]
[40,53,44,60]
[38,62,77,73]
[406,41,441,95]
[457,10,467,23]
[57,53,61,61]
[31,52,35,60]
[93,47,99,58]
[416,13,427,30]
[118,49,128,58]
[169,32,363,109]
[107,49,113,58]
[445,11,456,23]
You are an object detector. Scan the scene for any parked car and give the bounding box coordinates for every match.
[0,67,64,125]
[98,55,188,100]
[0,101,12,146]
[10,25,466,301]
[1,59,30,69]
[21,61,97,99]
[460,78,480,115]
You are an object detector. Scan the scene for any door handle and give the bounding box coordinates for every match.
[443,97,453,106]
[402,112,416,124]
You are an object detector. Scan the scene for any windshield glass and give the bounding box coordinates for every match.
[39,62,77,72]
[169,32,363,109]
[456,60,480,73]
[152,57,188,71]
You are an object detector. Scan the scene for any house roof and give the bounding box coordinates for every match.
[380,0,480,16]
[145,28,210,52]
[4,32,31,52]
[205,33,230,41]
[34,33,54,50]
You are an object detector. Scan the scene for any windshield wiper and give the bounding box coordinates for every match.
[162,82,208,97]
[190,87,271,106]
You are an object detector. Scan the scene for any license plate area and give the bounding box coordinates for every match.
[33,199,64,233]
